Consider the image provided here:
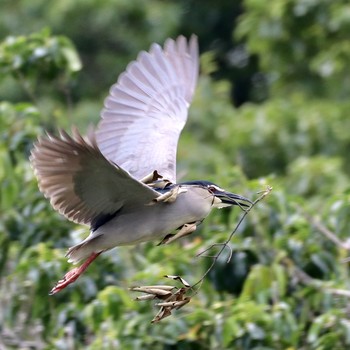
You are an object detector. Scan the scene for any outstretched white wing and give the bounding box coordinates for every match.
[96,35,199,183]
[30,129,160,226]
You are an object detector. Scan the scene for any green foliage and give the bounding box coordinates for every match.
[236,0,350,98]
[0,28,81,80]
[1,2,350,349]
[0,28,81,109]
[0,0,181,101]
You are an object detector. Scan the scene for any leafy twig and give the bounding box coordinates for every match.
[130,275,192,323]
[131,185,272,322]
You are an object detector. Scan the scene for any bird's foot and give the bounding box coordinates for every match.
[158,223,197,245]
[49,251,101,295]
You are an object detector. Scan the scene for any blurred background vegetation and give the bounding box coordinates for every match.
[1,0,350,349]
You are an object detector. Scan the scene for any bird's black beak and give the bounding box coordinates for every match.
[216,190,252,208]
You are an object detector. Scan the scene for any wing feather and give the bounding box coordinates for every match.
[96,35,199,183]
[30,129,159,226]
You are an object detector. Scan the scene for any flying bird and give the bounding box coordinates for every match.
[30,35,252,295]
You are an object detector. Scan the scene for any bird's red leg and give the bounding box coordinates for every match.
[49,251,102,295]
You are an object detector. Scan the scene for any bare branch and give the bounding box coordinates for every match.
[303,214,350,251]
[192,185,272,289]
[283,257,350,299]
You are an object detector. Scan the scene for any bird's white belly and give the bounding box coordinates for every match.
[92,191,214,249]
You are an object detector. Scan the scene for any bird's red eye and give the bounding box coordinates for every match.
[208,186,217,193]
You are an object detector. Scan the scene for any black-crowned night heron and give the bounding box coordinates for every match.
[30,35,252,294]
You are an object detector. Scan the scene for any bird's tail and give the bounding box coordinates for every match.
[66,240,98,264]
